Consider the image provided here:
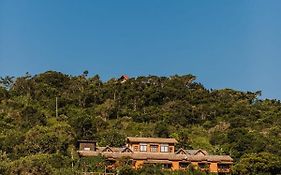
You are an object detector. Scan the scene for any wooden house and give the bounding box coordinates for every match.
[78,137,233,174]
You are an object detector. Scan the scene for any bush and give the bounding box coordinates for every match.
[137,164,164,175]
[118,165,136,175]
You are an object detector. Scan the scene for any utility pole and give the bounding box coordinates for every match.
[56,97,58,118]
[71,147,74,170]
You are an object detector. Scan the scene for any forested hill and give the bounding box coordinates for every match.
[1,71,281,174]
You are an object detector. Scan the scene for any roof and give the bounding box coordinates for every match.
[78,140,96,143]
[127,137,178,144]
[122,75,129,79]
[97,147,123,153]
[208,155,233,162]
[175,148,187,154]
[78,150,233,162]
[186,149,208,156]
[144,160,173,164]
[119,75,129,81]
[121,147,133,153]
[77,138,232,163]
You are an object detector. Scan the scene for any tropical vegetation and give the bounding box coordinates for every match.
[1,71,281,174]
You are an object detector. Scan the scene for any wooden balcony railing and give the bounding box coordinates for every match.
[82,172,115,175]
[218,167,231,173]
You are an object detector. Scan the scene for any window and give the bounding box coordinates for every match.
[162,163,172,169]
[169,147,173,153]
[140,143,147,152]
[179,162,190,168]
[134,146,138,151]
[198,163,210,169]
[83,147,90,151]
[218,164,230,170]
[150,145,158,152]
[106,160,116,166]
[160,144,169,152]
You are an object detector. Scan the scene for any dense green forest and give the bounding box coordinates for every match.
[1,71,281,175]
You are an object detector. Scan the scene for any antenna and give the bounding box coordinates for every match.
[56,97,58,118]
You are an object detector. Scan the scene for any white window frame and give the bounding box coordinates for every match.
[160,144,169,152]
[140,143,147,152]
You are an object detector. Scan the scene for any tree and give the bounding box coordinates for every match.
[175,129,192,149]
[137,164,164,175]
[154,121,170,138]
[20,123,74,155]
[98,129,126,147]
[68,110,97,139]
[0,150,9,175]
[3,71,281,174]
[233,152,281,175]
[78,155,106,172]
[0,76,14,89]
[95,99,117,121]
[8,154,55,175]
[118,165,136,175]
[19,105,47,128]
[0,86,9,100]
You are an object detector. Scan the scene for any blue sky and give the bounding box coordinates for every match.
[1,0,281,99]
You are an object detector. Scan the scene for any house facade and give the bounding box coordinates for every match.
[78,137,233,174]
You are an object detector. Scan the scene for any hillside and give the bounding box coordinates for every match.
[1,71,281,174]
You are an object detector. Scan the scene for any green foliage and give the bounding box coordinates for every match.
[0,76,14,89]
[154,121,171,138]
[17,124,74,156]
[137,164,164,175]
[172,130,192,150]
[0,87,9,100]
[118,165,137,175]
[1,71,281,174]
[69,114,96,139]
[7,154,55,175]
[233,152,281,175]
[20,105,47,128]
[78,155,106,172]
[98,129,126,147]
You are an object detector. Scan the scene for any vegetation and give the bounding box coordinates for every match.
[1,71,281,174]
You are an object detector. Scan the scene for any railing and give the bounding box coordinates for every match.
[82,172,115,175]
[218,167,231,173]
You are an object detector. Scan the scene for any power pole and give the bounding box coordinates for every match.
[56,97,58,118]
[71,147,74,170]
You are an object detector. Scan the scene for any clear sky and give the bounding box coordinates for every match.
[1,0,281,99]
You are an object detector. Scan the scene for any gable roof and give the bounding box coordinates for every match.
[186,149,208,156]
[121,147,133,153]
[175,148,187,155]
[78,140,96,143]
[127,137,178,144]
[194,149,208,156]
[102,146,113,152]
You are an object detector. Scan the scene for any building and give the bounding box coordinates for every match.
[118,75,129,83]
[78,137,233,174]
